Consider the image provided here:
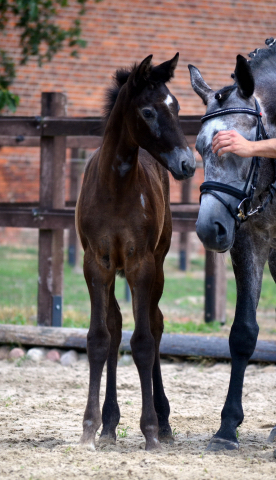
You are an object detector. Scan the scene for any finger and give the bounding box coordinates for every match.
[212,140,232,153]
[216,146,233,157]
[212,133,231,146]
[213,130,230,140]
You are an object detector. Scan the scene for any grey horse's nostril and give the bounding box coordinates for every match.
[215,222,227,240]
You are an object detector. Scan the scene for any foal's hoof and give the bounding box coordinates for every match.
[98,433,116,446]
[158,432,174,445]
[268,427,276,443]
[145,437,162,451]
[206,437,239,452]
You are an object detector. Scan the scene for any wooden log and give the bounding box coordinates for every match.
[0,324,276,363]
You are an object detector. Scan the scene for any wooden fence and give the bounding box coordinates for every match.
[0,92,226,327]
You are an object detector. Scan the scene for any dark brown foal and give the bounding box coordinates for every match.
[76,53,195,451]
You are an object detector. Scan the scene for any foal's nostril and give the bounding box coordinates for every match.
[215,222,227,240]
[181,161,191,175]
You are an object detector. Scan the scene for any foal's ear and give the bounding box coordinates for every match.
[234,55,255,98]
[133,55,153,87]
[151,52,179,83]
[188,64,213,105]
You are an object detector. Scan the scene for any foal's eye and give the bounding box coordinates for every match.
[142,109,153,119]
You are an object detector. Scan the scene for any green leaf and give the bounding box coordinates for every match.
[0,0,101,106]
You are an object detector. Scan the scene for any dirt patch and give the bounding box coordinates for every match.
[0,359,276,479]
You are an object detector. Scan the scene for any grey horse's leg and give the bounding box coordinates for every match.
[99,281,122,445]
[207,229,269,451]
[267,247,276,443]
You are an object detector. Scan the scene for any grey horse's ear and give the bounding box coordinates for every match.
[188,64,213,105]
[133,55,153,87]
[234,55,255,99]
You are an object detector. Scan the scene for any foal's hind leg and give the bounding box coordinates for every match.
[267,247,276,443]
[80,253,112,450]
[207,230,269,452]
[150,262,173,444]
[99,281,122,445]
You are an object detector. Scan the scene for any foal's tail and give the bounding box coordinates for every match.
[75,148,100,248]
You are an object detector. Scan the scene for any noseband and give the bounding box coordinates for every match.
[199,99,276,227]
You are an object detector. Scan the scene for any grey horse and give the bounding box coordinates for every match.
[189,39,276,451]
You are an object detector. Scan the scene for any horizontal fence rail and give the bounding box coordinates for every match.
[0,115,202,137]
[0,202,200,232]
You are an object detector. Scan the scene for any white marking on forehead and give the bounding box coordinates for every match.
[164,94,173,107]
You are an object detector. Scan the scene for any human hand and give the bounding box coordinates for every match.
[212,130,253,158]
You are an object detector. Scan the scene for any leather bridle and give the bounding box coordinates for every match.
[199,99,276,227]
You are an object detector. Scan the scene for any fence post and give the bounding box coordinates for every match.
[204,250,226,324]
[179,177,192,270]
[37,92,67,326]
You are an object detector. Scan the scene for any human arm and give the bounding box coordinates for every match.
[212,130,276,158]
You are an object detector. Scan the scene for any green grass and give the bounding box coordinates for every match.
[163,320,221,334]
[0,245,275,334]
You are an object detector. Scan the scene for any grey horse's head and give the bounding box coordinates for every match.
[189,55,261,252]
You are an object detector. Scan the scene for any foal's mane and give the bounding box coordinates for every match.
[102,58,175,129]
[103,68,132,126]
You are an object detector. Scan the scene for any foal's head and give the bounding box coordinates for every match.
[104,54,196,180]
[189,55,261,252]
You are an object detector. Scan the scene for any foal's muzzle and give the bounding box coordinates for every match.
[162,146,196,180]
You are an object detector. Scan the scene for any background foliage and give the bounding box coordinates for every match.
[0,0,102,111]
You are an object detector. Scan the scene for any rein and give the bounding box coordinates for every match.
[199,99,276,226]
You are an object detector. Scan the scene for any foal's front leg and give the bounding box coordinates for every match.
[80,254,112,450]
[150,260,173,444]
[207,229,269,451]
[128,255,161,451]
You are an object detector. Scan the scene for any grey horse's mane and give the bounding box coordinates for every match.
[247,38,276,73]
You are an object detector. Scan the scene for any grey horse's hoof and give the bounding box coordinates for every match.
[268,427,276,443]
[206,437,239,452]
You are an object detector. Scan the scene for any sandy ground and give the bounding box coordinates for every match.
[0,358,276,479]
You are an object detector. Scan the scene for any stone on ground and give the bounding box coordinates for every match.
[9,347,25,359]
[27,347,47,362]
[46,349,61,362]
[60,350,79,366]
